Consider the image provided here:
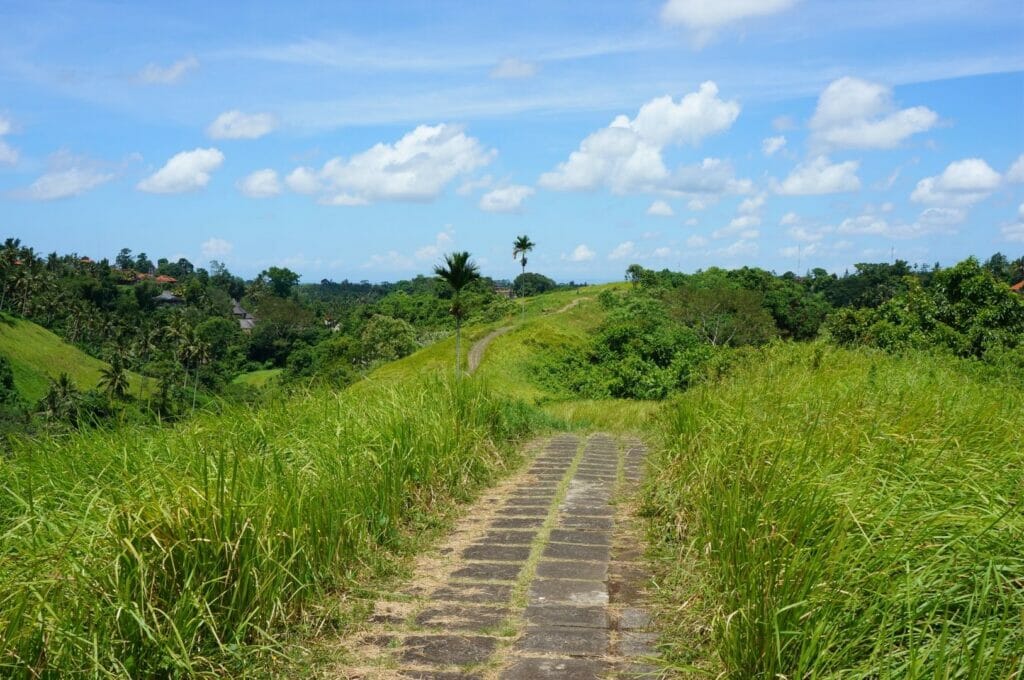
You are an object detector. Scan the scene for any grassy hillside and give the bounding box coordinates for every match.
[0,374,547,677]
[645,343,1024,677]
[231,367,283,388]
[0,313,145,402]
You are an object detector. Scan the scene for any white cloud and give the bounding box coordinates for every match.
[137,147,224,194]
[810,77,937,150]
[1003,204,1024,242]
[762,135,786,156]
[539,82,740,195]
[779,211,800,226]
[0,116,16,165]
[456,175,493,195]
[237,169,281,198]
[285,166,321,194]
[138,56,199,84]
[297,124,493,205]
[564,244,596,262]
[788,224,832,242]
[24,166,113,200]
[490,58,538,79]
[646,200,674,217]
[479,184,535,213]
[414,226,455,261]
[686,235,708,247]
[652,247,673,258]
[738,192,765,215]
[1005,154,1024,183]
[684,217,699,227]
[608,241,637,260]
[776,156,861,195]
[201,237,233,258]
[917,207,966,227]
[910,158,1001,207]
[836,210,957,239]
[713,215,761,239]
[207,110,277,139]
[665,158,752,197]
[364,250,415,270]
[661,0,799,45]
[716,238,759,257]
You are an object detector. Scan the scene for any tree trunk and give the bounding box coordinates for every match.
[455,318,461,376]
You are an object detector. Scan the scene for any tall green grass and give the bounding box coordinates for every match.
[0,376,546,677]
[646,343,1024,678]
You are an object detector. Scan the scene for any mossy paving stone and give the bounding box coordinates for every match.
[559,516,614,531]
[503,497,553,507]
[616,631,658,657]
[523,603,607,629]
[398,671,482,680]
[534,558,608,581]
[549,528,612,546]
[461,543,532,562]
[515,625,609,656]
[399,634,499,666]
[616,607,653,631]
[499,657,609,679]
[529,578,609,606]
[544,541,612,563]
[496,505,550,518]
[432,581,513,604]
[415,604,511,631]
[478,529,539,545]
[489,516,545,529]
[450,561,523,581]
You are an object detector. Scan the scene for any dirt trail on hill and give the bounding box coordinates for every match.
[325,433,660,679]
[468,326,513,374]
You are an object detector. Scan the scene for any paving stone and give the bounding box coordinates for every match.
[617,607,653,631]
[500,657,609,679]
[560,505,615,517]
[611,544,644,562]
[479,529,537,545]
[614,663,661,678]
[543,542,611,562]
[523,603,607,628]
[503,497,552,507]
[451,561,523,581]
[619,631,658,657]
[498,506,550,518]
[515,625,609,656]
[607,575,646,605]
[559,516,614,531]
[432,581,513,603]
[529,578,608,606]
[398,671,482,680]
[535,559,608,581]
[549,529,611,546]
[400,635,498,666]
[415,604,511,631]
[490,516,545,529]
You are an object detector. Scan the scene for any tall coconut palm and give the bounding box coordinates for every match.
[434,251,481,374]
[98,354,130,400]
[512,235,535,321]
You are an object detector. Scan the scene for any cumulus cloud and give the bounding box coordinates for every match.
[285,166,321,194]
[762,135,786,156]
[414,226,455,262]
[652,246,673,258]
[661,0,799,45]
[810,77,937,150]
[201,237,233,258]
[539,82,741,195]
[479,184,534,213]
[137,147,224,193]
[138,56,199,84]
[237,169,281,198]
[1003,203,1024,242]
[17,151,113,200]
[646,200,674,217]
[1006,154,1024,183]
[776,156,861,195]
[910,158,1001,207]
[835,209,958,240]
[608,241,637,260]
[291,124,494,205]
[490,58,538,79]
[207,110,277,139]
[686,235,708,247]
[564,244,596,262]
[0,115,17,165]
[363,226,456,271]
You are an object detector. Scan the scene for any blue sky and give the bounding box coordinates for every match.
[1,0,1022,283]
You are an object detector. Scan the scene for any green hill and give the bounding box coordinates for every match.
[0,313,145,402]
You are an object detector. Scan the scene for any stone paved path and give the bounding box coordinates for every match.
[341,433,658,679]
[467,327,512,374]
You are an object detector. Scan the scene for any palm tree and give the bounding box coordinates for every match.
[40,373,80,422]
[513,235,535,278]
[98,354,130,400]
[434,251,481,374]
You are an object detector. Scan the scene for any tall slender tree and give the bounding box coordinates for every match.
[512,235,535,321]
[98,354,130,400]
[434,251,481,374]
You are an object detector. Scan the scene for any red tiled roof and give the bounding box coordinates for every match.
[155,275,177,283]
[1011,280,1024,292]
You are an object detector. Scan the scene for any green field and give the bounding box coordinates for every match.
[645,343,1024,677]
[0,313,146,402]
[230,367,283,388]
